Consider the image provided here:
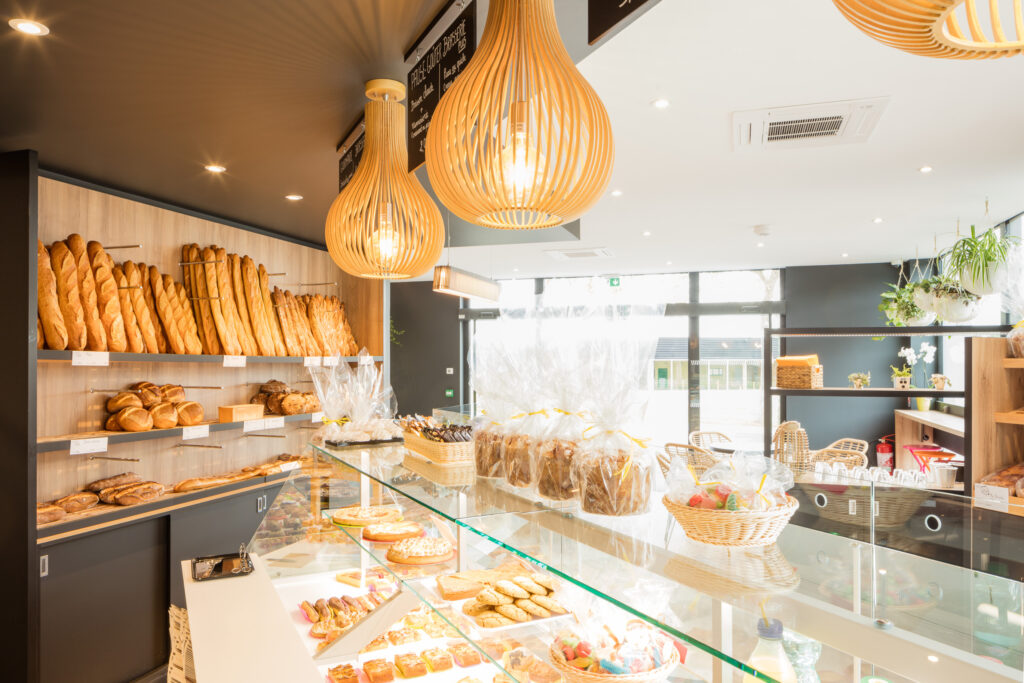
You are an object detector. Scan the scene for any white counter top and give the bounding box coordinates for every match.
[182,554,320,683]
[894,409,965,437]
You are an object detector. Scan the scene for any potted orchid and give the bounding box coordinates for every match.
[897,342,938,410]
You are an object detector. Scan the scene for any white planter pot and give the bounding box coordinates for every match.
[960,262,1008,297]
[901,310,937,327]
[935,293,979,323]
[893,377,911,390]
[913,289,936,313]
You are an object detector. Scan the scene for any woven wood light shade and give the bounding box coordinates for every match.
[833,0,1024,58]
[325,79,443,279]
[425,0,614,230]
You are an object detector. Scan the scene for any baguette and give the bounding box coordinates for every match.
[49,241,87,350]
[86,241,127,352]
[99,481,145,504]
[173,475,234,493]
[113,482,164,506]
[228,254,260,355]
[36,316,43,349]
[138,262,168,353]
[111,266,145,353]
[86,472,141,492]
[240,256,275,355]
[37,241,69,350]
[173,281,204,355]
[202,247,241,355]
[122,262,161,354]
[148,266,186,354]
[181,244,208,353]
[272,287,303,356]
[339,300,358,355]
[188,244,221,355]
[37,504,66,525]
[307,295,331,356]
[259,264,288,355]
[66,234,107,351]
[56,491,99,513]
[287,290,320,355]
[215,248,255,355]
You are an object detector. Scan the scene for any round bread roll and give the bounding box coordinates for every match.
[106,391,143,413]
[105,413,123,431]
[160,384,186,402]
[174,401,204,426]
[137,385,162,408]
[260,379,289,394]
[266,392,285,415]
[130,381,158,391]
[116,406,153,432]
[149,401,179,429]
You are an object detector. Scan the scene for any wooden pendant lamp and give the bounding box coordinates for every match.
[833,0,1024,58]
[425,0,614,230]
[325,79,443,279]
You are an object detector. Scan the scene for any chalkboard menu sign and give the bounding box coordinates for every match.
[588,0,651,44]
[407,0,476,172]
[337,128,364,193]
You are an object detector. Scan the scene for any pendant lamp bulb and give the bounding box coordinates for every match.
[324,79,443,279]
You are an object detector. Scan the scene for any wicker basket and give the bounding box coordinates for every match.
[663,495,798,547]
[402,451,475,487]
[548,642,680,683]
[404,431,474,464]
[797,482,930,529]
[775,363,824,389]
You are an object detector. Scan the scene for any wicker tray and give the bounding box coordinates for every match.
[663,495,799,547]
[775,363,824,389]
[548,642,679,683]
[402,451,475,487]
[404,431,474,464]
[797,481,930,529]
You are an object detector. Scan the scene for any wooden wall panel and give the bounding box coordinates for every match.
[970,337,1024,484]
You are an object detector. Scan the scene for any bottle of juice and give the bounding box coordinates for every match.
[742,619,797,682]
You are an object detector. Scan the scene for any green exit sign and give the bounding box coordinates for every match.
[608,277,620,287]
[444,388,454,398]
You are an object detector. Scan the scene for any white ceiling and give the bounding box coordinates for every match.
[443,0,1024,282]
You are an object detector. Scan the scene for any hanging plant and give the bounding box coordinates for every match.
[878,282,936,327]
[943,225,1018,296]
[928,276,981,323]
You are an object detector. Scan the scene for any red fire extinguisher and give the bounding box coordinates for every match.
[877,434,895,472]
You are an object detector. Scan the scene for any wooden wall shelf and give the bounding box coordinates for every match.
[1002,358,1024,369]
[994,411,1024,426]
[769,387,964,398]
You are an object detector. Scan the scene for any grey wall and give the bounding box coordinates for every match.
[389,282,462,416]
[784,263,905,453]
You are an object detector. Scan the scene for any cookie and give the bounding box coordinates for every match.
[475,610,515,628]
[495,603,531,622]
[462,600,492,616]
[477,588,514,605]
[493,579,530,599]
[529,593,566,614]
[514,598,550,619]
[532,574,557,592]
[512,575,547,595]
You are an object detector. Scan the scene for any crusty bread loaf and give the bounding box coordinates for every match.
[173,475,234,493]
[66,234,107,351]
[148,266,186,354]
[137,385,162,408]
[116,406,153,432]
[240,256,275,355]
[56,491,99,513]
[112,266,145,353]
[122,262,161,354]
[160,384,186,402]
[188,244,221,355]
[37,241,69,350]
[272,288,303,356]
[49,241,87,350]
[36,316,43,349]
[130,381,158,391]
[136,262,167,353]
[174,400,204,426]
[99,482,143,504]
[339,300,358,355]
[306,295,330,355]
[259,264,288,355]
[149,401,179,429]
[86,472,141,492]
[279,393,308,415]
[215,248,255,355]
[86,241,127,352]
[37,504,66,525]
[181,244,208,353]
[105,414,122,431]
[286,290,320,355]
[112,481,164,506]
[202,247,241,355]
[173,281,203,355]
[229,253,260,355]
[106,391,143,413]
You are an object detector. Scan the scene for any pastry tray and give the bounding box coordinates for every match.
[417,580,572,633]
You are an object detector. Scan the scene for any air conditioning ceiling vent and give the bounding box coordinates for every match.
[733,97,889,150]
[546,247,612,261]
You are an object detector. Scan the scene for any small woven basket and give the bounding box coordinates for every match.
[402,451,475,487]
[662,495,799,547]
[404,431,474,464]
[548,642,679,683]
[797,482,930,529]
[775,363,824,389]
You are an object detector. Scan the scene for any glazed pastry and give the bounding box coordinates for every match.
[421,648,454,673]
[362,521,423,543]
[299,600,319,622]
[363,659,394,683]
[450,644,483,668]
[386,627,419,645]
[394,653,428,678]
[386,537,454,565]
[331,505,403,527]
[328,663,359,683]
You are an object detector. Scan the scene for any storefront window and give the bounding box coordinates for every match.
[700,269,780,302]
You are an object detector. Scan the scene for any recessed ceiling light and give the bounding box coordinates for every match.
[512,268,519,272]
[927,655,938,663]
[651,98,670,110]
[642,231,651,237]
[9,19,49,35]
[611,189,623,197]
[757,242,765,248]
[666,260,672,265]
[873,217,883,224]
[842,252,849,258]
[204,164,226,173]
[919,165,933,174]
[285,194,303,201]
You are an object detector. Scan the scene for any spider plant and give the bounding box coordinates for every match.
[944,225,1018,294]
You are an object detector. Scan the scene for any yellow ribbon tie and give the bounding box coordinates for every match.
[321,416,350,426]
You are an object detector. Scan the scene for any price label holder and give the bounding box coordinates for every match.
[70,437,108,455]
[223,355,246,368]
[976,484,1009,513]
[322,356,339,367]
[72,351,110,367]
[182,424,210,441]
[264,416,285,430]
[311,411,324,423]
[243,419,266,433]
[304,356,321,367]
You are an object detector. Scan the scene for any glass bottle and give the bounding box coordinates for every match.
[743,618,797,683]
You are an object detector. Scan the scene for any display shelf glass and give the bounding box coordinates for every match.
[312,442,1024,682]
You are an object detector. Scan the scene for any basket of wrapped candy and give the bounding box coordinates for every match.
[549,622,680,683]
[663,454,798,547]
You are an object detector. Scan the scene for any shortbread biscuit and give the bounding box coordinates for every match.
[495,603,531,622]
[512,575,547,595]
[514,598,550,619]
[494,579,530,599]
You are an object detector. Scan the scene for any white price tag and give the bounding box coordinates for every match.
[264,416,285,430]
[304,356,321,367]
[322,356,339,367]
[70,437,108,455]
[71,351,109,367]
[222,355,246,367]
[181,424,210,441]
[279,461,301,473]
[311,411,324,423]
[976,484,1009,513]
[243,419,266,433]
